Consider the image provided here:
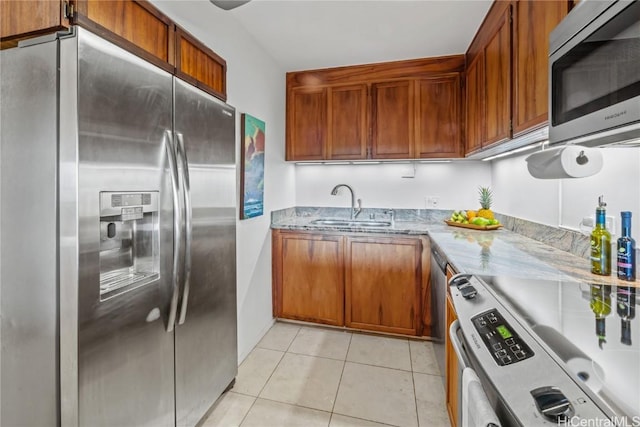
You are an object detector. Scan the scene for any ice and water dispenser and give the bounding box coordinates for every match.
[99,191,160,300]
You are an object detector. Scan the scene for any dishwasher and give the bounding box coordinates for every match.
[430,244,447,379]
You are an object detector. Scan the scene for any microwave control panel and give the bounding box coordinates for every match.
[472,309,534,366]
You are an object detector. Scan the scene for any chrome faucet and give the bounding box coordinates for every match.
[331,184,362,219]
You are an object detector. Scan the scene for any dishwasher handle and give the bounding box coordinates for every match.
[431,246,448,273]
[449,320,470,370]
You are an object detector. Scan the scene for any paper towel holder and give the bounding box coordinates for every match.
[525,145,603,179]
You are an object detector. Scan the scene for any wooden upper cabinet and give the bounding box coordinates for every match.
[512,0,568,136]
[483,6,512,147]
[371,80,414,159]
[286,87,328,160]
[328,84,368,160]
[285,56,465,161]
[465,52,484,154]
[175,26,227,100]
[0,0,70,48]
[345,236,422,335]
[272,231,345,326]
[415,75,462,158]
[74,0,175,72]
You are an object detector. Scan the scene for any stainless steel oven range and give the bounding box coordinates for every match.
[449,274,638,426]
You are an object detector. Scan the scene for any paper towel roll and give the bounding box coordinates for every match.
[526,145,603,179]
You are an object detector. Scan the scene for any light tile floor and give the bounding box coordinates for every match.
[203,322,450,427]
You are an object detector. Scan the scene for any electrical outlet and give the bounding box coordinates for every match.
[579,215,617,236]
[426,196,440,208]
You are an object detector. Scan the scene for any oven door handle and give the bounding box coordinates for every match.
[449,320,470,370]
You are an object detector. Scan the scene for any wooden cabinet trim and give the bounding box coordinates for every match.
[445,292,459,427]
[286,55,465,89]
[0,0,70,48]
[420,236,431,336]
[465,0,511,64]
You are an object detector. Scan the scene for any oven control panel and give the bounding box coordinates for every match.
[472,309,534,366]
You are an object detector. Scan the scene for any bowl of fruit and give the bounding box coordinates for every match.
[445,187,502,230]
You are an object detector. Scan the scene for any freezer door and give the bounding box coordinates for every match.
[73,29,176,426]
[173,78,238,426]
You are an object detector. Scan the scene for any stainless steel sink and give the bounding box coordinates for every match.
[310,219,391,227]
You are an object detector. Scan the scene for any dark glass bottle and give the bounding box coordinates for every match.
[617,286,636,346]
[617,211,636,281]
[590,196,611,276]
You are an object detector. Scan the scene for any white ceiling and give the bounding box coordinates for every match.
[227,0,493,71]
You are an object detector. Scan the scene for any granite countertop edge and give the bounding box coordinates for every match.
[271,207,637,288]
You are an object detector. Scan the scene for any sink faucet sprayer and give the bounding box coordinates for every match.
[330,184,362,219]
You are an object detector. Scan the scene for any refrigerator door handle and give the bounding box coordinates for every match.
[165,130,182,332]
[177,132,192,325]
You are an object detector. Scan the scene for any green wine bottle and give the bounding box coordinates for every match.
[591,196,611,276]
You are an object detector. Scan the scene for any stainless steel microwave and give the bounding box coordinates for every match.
[549,0,640,147]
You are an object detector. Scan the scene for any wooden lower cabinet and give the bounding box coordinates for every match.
[272,230,428,336]
[445,265,459,427]
[345,236,422,335]
[272,231,344,326]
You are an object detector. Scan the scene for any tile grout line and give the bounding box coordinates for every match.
[329,331,353,423]
[238,324,303,426]
[409,340,421,427]
[255,324,300,399]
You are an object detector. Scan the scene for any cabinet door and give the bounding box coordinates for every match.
[175,26,227,101]
[0,0,69,48]
[415,75,462,158]
[328,84,368,160]
[286,87,328,161]
[272,231,344,326]
[512,0,568,135]
[445,293,459,427]
[371,80,414,159]
[465,53,484,154]
[345,236,421,335]
[484,6,512,147]
[74,0,175,73]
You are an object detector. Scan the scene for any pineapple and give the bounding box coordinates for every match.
[477,186,494,220]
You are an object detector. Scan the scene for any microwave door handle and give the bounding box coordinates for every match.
[449,320,471,369]
[176,133,192,326]
[165,130,182,332]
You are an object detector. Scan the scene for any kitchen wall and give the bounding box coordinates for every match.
[295,145,640,239]
[151,1,295,362]
[492,146,640,238]
[295,162,492,210]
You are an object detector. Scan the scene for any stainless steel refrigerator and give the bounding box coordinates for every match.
[0,28,237,427]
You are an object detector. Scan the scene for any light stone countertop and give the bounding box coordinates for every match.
[271,207,638,288]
